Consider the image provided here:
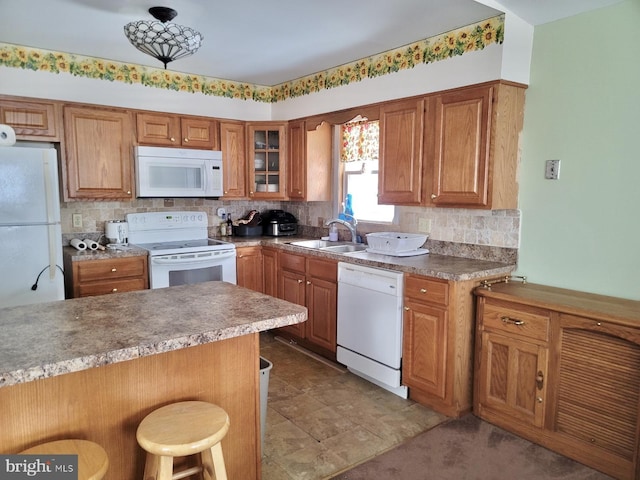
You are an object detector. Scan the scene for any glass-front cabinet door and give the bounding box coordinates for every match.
[248,123,286,199]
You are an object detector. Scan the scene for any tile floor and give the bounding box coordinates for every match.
[259,332,448,480]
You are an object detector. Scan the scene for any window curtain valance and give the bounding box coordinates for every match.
[340,120,379,163]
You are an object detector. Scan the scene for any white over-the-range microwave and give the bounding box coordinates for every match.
[135,145,223,198]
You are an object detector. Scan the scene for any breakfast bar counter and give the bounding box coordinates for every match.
[0,281,307,480]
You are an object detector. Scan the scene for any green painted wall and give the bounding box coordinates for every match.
[514,0,640,300]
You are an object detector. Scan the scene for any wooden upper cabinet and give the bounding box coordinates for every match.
[379,98,424,205]
[63,105,133,200]
[287,120,332,201]
[0,97,62,141]
[136,112,218,149]
[430,82,524,209]
[431,85,492,207]
[247,123,287,199]
[219,121,247,198]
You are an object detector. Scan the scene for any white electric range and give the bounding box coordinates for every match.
[127,211,236,289]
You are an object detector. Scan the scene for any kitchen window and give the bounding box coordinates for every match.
[340,120,394,223]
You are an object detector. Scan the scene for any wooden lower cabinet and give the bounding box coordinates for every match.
[402,273,501,417]
[262,247,278,297]
[474,282,640,480]
[64,255,148,298]
[236,246,264,293]
[276,251,337,359]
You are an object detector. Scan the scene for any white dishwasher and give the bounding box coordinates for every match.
[337,262,408,398]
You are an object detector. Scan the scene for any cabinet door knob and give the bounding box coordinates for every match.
[297,279,303,284]
[184,138,189,143]
[112,288,118,293]
[431,194,437,199]
[404,306,410,311]
[127,190,131,195]
[536,370,544,390]
[420,288,427,294]
[536,397,543,403]
[306,280,311,285]
[170,137,176,142]
[238,254,243,258]
[111,268,117,272]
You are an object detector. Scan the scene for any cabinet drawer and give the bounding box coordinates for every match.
[280,252,306,274]
[404,275,449,306]
[482,299,550,342]
[77,278,147,297]
[307,257,337,282]
[75,257,147,283]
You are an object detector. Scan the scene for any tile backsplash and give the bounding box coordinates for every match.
[61,199,520,263]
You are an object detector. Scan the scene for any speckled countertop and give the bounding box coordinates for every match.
[63,244,149,261]
[229,236,515,281]
[62,236,514,281]
[0,281,307,388]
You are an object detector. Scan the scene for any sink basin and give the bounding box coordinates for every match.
[321,244,367,253]
[287,239,367,253]
[288,239,334,249]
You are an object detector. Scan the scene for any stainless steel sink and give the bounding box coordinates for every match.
[321,244,367,253]
[287,239,367,253]
[288,239,334,249]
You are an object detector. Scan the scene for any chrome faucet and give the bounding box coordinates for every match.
[325,215,358,243]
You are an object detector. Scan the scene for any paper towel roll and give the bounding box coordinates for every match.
[70,238,87,251]
[0,124,16,147]
[83,238,99,251]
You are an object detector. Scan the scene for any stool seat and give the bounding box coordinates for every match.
[137,401,229,480]
[20,439,108,480]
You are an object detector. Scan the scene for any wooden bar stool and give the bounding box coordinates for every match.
[20,439,108,480]
[136,401,230,480]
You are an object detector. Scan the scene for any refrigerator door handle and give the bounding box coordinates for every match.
[42,152,58,280]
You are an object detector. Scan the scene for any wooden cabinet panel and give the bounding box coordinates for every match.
[379,98,424,205]
[262,247,278,298]
[236,246,264,293]
[137,113,218,149]
[287,121,332,201]
[277,252,337,357]
[247,123,287,199]
[136,113,180,146]
[306,276,337,352]
[476,330,547,428]
[402,299,447,399]
[482,299,550,342]
[0,97,62,141]
[65,256,148,298]
[181,117,217,149]
[431,85,492,207]
[404,275,449,306]
[220,121,247,198]
[63,105,133,200]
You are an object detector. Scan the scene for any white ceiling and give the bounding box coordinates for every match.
[0,0,623,86]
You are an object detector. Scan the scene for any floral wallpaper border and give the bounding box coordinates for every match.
[0,15,503,104]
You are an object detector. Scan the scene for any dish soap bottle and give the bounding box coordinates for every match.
[329,223,338,242]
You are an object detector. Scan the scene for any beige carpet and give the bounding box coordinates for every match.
[330,415,614,480]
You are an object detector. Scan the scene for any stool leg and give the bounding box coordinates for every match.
[200,443,227,480]
[143,454,173,480]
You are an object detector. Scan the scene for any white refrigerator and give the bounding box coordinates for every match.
[0,145,65,307]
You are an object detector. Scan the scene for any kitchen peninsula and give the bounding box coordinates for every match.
[0,281,307,480]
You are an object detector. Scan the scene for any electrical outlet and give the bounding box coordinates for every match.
[72,214,83,228]
[545,159,560,180]
[418,218,431,233]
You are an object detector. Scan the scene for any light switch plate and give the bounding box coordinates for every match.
[72,213,82,228]
[418,218,431,233]
[545,159,560,179]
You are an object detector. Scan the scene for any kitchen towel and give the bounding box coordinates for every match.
[83,238,99,251]
[0,124,17,146]
[70,238,87,251]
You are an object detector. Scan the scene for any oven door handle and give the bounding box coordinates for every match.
[152,251,236,264]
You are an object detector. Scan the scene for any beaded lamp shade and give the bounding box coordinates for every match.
[124,7,203,69]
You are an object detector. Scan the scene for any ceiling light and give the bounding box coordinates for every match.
[124,7,203,69]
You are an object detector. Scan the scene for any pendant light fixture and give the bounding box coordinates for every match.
[124,7,203,69]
